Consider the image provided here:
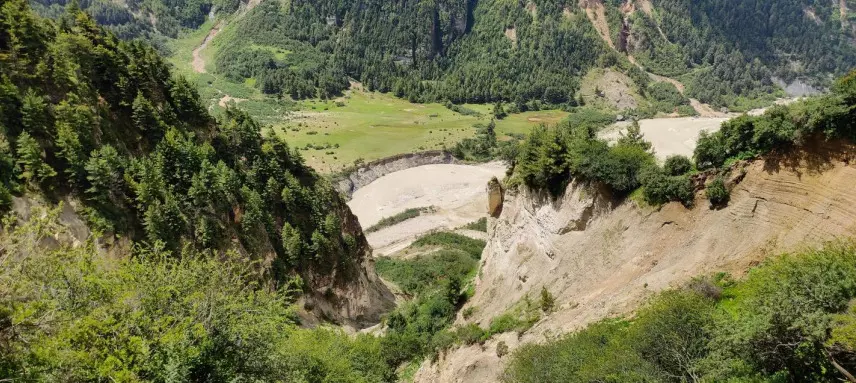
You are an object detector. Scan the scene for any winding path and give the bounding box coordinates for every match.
[191,21,222,73]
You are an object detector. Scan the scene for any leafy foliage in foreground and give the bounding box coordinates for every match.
[0,207,393,382]
[504,242,856,383]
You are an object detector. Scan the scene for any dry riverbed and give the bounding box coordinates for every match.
[348,162,506,256]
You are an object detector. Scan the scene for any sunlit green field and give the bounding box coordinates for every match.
[273,91,568,172]
[166,20,567,173]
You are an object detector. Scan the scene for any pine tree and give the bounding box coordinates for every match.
[618,120,652,151]
[15,131,56,186]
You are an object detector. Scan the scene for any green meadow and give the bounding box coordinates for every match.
[166,21,567,172]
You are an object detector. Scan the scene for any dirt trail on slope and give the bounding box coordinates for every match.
[217,94,246,107]
[415,144,856,383]
[192,21,222,73]
[348,163,506,256]
[581,0,615,49]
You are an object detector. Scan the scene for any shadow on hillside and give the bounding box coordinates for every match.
[761,139,855,179]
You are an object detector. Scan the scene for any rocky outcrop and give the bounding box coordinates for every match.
[335,151,457,199]
[415,144,856,382]
[487,177,504,217]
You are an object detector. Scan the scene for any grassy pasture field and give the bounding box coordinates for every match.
[275,91,568,171]
[166,20,568,172]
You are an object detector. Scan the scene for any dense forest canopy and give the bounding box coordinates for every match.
[209,0,856,108]
[215,0,607,104]
[647,0,856,107]
[25,0,856,110]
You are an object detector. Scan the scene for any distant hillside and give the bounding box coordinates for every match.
[29,0,856,111]
[202,0,855,108]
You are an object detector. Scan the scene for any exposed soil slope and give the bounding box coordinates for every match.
[415,144,856,382]
[192,21,222,73]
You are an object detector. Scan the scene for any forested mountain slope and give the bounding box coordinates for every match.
[0,0,392,328]
[28,0,856,112]
[204,0,856,108]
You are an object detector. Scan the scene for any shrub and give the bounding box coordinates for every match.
[504,320,661,383]
[663,155,693,176]
[694,130,728,169]
[706,177,729,208]
[496,341,509,358]
[462,306,476,319]
[455,323,487,345]
[365,207,432,233]
[461,218,487,232]
[642,169,694,207]
[505,242,856,383]
[412,232,486,259]
[376,250,477,296]
[540,287,555,313]
[629,290,715,381]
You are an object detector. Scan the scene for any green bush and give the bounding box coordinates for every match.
[461,217,488,232]
[642,169,694,206]
[0,208,395,382]
[540,287,555,313]
[496,341,509,358]
[706,177,729,207]
[663,155,693,176]
[366,207,432,233]
[504,320,662,383]
[505,242,856,383]
[455,323,488,345]
[694,75,856,169]
[377,250,477,296]
[412,232,486,259]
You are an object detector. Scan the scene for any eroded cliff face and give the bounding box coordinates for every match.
[300,195,396,330]
[335,151,457,199]
[415,146,856,383]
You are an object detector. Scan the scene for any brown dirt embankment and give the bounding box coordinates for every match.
[334,151,459,199]
[415,143,856,382]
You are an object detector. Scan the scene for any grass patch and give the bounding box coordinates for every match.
[272,90,567,172]
[376,250,479,296]
[460,217,488,232]
[412,232,486,259]
[376,231,488,367]
[377,232,485,296]
[167,23,566,174]
[365,207,435,233]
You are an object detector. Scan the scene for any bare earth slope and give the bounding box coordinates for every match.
[415,145,856,382]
